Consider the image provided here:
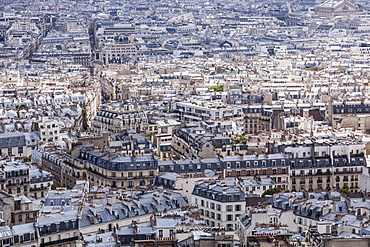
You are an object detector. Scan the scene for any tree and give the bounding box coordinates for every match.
[23,155,32,162]
[16,104,28,110]
[336,66,346,72]
[82,109,88,130]
[51,184,58,190]
[261,187,282,197]
[339,188,351,194]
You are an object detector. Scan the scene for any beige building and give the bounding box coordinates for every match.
[31,116,60,143]
[91,102,148,134]
[315,0,357,17]
[96,43,137,65]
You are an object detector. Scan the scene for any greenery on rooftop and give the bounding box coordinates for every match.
[210,85,224,92]
[231,135,248,145]
[51,183,58,190]
[16,103,28,110]
[23,155,32,162]
[339,187,351,194]
[262,187,282,197]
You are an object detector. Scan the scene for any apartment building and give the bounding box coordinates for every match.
[31,116,60,143]
[174,101,243,122]
[328,100,370,131]
[69,146,157,188]
[91,102,148,134]
[0,132,39,158]
[192,179,246,230]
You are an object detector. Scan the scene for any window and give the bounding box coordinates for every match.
[227,205,233,211]
[158,230,163,238]
[227,215,233,221]
[235,205,241,211]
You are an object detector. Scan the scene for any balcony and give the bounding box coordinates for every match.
[7,182,28,187]
[350,153,365,158]
[335,170,362,174]
[40,236,78,247]
[30,187,47,191]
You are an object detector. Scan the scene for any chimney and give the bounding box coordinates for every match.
[150,215,157,226]
[89,205,97,216]
[134,196,141,209]
[153,193,161,204]
[106,203,113,214]
[335,214,342,221]
[121,198,132,211]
